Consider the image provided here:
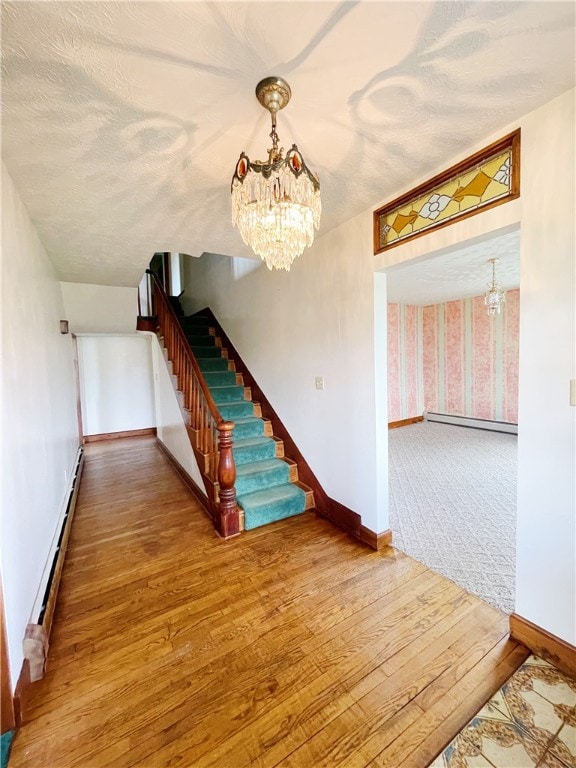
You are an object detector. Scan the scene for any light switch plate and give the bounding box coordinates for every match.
[570,379,576,406]
[315,376,324,390]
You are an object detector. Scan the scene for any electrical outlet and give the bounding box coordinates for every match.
[315,376,325,390]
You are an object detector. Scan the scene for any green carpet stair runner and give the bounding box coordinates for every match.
[180,315,307,530]
[1,732,13,768]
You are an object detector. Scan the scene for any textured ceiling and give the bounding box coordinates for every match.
[1,2,574,286]
[386,228,520,305]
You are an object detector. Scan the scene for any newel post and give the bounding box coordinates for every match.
[217,421,240,538]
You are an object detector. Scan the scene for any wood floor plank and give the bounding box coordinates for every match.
[9,437,528,768]
[126,582,464,768]
[366,638,530,768]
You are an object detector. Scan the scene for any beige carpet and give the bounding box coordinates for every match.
[388,421,517,614]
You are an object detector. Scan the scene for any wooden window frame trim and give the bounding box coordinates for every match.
[373,128,521,255]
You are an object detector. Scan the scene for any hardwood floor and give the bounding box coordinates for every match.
[9,437,529,768]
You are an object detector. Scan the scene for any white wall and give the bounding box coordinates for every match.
[77,335,155,436]
[1,164,79,689]
[183,214,387,534]
[515,90,575,644]
[150,334,204,488]
[373,272,390,536]
[374,90,575,645]
[60,282,137,333]
[169,253,183,297]
[184,89,575,645]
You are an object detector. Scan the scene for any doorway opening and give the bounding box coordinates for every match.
[384,227,520,613]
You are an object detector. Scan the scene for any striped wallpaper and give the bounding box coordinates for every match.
[387,303,424,423]
[388,289,519,424]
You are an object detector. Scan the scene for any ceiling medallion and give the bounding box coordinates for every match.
[231,76,321,272]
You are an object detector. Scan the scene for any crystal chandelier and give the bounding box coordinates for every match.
[484,258,506,316]
[231,77,321,271]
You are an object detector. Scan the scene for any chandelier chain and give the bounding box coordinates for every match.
[484,258,506,317]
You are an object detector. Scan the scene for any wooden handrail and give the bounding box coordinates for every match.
[146,270,221,422]
[145,271,239,538]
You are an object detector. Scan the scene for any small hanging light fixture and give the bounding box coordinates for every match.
[231,76,321,271]
[484,258,506,316]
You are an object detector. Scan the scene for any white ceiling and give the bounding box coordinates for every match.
[1,2,574,287]
[386,228,520,305]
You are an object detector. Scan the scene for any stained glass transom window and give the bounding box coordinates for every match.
[374,130,520,254]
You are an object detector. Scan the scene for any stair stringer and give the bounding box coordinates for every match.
[189,312,320,511]
[178,313,316,530]
[193,309,368,541]
[150,332,218,522]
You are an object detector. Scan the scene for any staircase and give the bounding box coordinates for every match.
[179,314,313,531]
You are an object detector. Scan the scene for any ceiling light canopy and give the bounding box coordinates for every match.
[231,77,321,272]
[484,258,506,316]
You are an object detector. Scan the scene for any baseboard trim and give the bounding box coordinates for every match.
[509,613,576,678]
[388,416,424,429]
[155,438,211,517]
[1,591,16,733]
[356,526,393,551]
[322,498,362,537]
[314,501,390,551]
[13,659,31,727]
[84,427,157,443]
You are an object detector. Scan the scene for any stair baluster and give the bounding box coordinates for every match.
[146,270,239,538]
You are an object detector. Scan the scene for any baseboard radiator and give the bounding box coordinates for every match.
[426,412,518,434]
[23,447,85,683]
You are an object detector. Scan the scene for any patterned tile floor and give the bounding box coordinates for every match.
[430,656,576,767]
